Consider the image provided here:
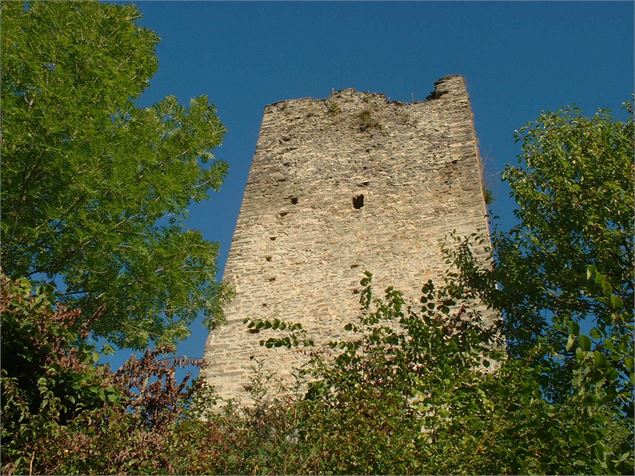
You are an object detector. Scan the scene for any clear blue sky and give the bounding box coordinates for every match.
[107,1,634,375]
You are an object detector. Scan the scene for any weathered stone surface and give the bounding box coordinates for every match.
[203,75,492,403]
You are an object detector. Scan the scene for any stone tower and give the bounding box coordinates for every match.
[203,75,491,402]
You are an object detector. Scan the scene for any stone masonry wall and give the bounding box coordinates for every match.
[203,75,492,403]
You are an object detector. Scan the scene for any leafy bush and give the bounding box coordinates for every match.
[0,272,210,475]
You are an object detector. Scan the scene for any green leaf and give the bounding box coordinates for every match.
[593,443,605,461]
[593,351,607,368]
[609,295,623,310]
[579,334,592,351]
[566,334,576,352]
[576,347,586,361]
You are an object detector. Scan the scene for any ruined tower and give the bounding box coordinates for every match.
[203,75,491,402]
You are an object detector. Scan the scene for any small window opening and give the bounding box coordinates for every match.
[352,194,364,209]
[290,196,298,205]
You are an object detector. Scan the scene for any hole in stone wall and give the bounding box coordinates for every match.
[358,181,370,187]
[268,277,276,282]
[279,211,289,217]
[352,194,365,209]
[350,264,360,269]
[270,236,277,241]
[290,196,298,205]
[265,256,272,262]
[352,289,360,294]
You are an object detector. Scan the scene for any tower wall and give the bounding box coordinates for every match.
[203,75,491,402]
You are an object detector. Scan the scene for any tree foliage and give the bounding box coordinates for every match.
[242,272,632,474]
[1,0,227,348]
[5,265,630,474]
[0,272,209,475]
[446,103,634,409]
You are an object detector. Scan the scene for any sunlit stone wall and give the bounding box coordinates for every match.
[203,75,492,402]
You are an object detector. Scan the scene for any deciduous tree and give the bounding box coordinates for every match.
[1,1,228,348]
[446,103,634,410]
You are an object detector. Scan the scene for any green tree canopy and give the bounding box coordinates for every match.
[1,1,228,348]
[447,103,633,408]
